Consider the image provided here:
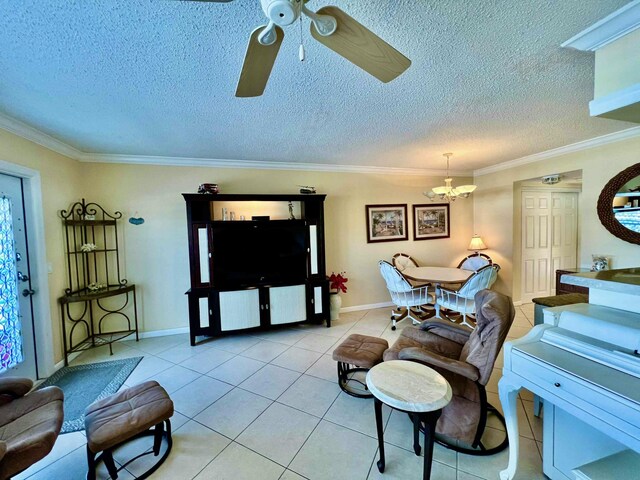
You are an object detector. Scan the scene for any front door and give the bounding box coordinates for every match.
[0,173,37,379]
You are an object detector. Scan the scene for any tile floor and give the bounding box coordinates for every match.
[19,303,544,480]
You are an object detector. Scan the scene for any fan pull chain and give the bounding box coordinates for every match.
[298,16,305,61]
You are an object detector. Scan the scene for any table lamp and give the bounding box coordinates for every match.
[468,234,487,253]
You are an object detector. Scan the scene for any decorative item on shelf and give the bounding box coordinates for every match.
[87,282,106,292]
[288,201,295,220]
[230,211,236,221]
[80,243,97,253]
[197,183,219,194]
[424,153,476,202]
[222,207,229,221]
[591,255,610,271]
[299,185,316,194]
[84,214,96,221]
[328,272,348,321]
[468,234,488,253]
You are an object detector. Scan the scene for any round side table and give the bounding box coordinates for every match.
[366,360,452,480]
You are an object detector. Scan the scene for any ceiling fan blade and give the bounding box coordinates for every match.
[309,6,411,83]
[236,25,284,98]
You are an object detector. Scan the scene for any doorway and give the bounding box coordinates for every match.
[0,173,37,378]
[518,171,582,303]
[0,159,54,380]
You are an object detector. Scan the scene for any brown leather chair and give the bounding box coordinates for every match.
[0,377,64,480]
[384,289,515,455]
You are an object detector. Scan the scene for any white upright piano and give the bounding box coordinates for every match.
[499,268,640,480]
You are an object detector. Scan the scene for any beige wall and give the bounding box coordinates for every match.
[0,130,84,364]
[0,130,476,361]
[474,136,640,302]
[80,163,475,334]
[594,28,640,98]
[5,124,638,362]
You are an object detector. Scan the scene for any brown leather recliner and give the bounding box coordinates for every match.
[383,289,515,454]
[0,377,64,480]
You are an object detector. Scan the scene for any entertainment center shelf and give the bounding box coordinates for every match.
[183,193,330,345]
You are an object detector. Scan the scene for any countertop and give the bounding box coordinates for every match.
[561,268,640,296]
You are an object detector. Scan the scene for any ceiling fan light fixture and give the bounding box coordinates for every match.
[263,0,300,26]
[180,0,411,97]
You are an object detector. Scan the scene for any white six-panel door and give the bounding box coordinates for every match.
[551,192,579,292]
[521,191,578,302]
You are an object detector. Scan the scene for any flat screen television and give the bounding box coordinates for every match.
[211,222,308,287]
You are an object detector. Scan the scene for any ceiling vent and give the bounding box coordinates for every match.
[542,174,561,185]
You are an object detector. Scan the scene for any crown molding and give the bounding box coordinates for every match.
[0,112,83,160]
[589,82,640,117]
[78,152,473,177]
[0,111,471,176]
[2,110,637,179]
[474,126,640,177]
[562,0,640,51]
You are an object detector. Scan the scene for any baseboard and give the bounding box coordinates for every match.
[340,301,394,313]
[134,327,189,339]
[513,300,523,307]
[53,351,81,372]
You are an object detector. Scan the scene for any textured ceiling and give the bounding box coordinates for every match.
[0,0,634,171]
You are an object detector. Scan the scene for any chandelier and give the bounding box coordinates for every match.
[424,153,477,202]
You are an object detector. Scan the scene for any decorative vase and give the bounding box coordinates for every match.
[330,293,342,321]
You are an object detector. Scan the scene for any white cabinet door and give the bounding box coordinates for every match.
[219,289,261,331]
[269,285,307,325]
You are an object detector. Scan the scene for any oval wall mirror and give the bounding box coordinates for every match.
[597,162,640,245]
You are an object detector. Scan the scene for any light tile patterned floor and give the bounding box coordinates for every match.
[18,304,544,480]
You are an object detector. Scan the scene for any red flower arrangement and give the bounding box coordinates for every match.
[328,272,348,294]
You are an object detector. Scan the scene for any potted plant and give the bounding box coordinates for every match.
[328,272,348,321]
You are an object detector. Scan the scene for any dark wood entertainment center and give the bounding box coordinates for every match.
[183,193,330,345]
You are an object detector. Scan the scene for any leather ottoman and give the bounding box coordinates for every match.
[332,334,389,398]
[85,381,173,480]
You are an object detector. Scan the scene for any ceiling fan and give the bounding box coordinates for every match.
[177,0,412,97]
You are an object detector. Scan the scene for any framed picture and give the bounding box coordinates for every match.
[366,204,408,243]
[413,204,450,240]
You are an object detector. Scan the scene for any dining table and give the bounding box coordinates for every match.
[402,266,473,285]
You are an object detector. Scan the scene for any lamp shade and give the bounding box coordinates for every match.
[468,235,487,251]
[456,185,477,194]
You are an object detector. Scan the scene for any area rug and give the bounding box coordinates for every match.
[38,356,143,433]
